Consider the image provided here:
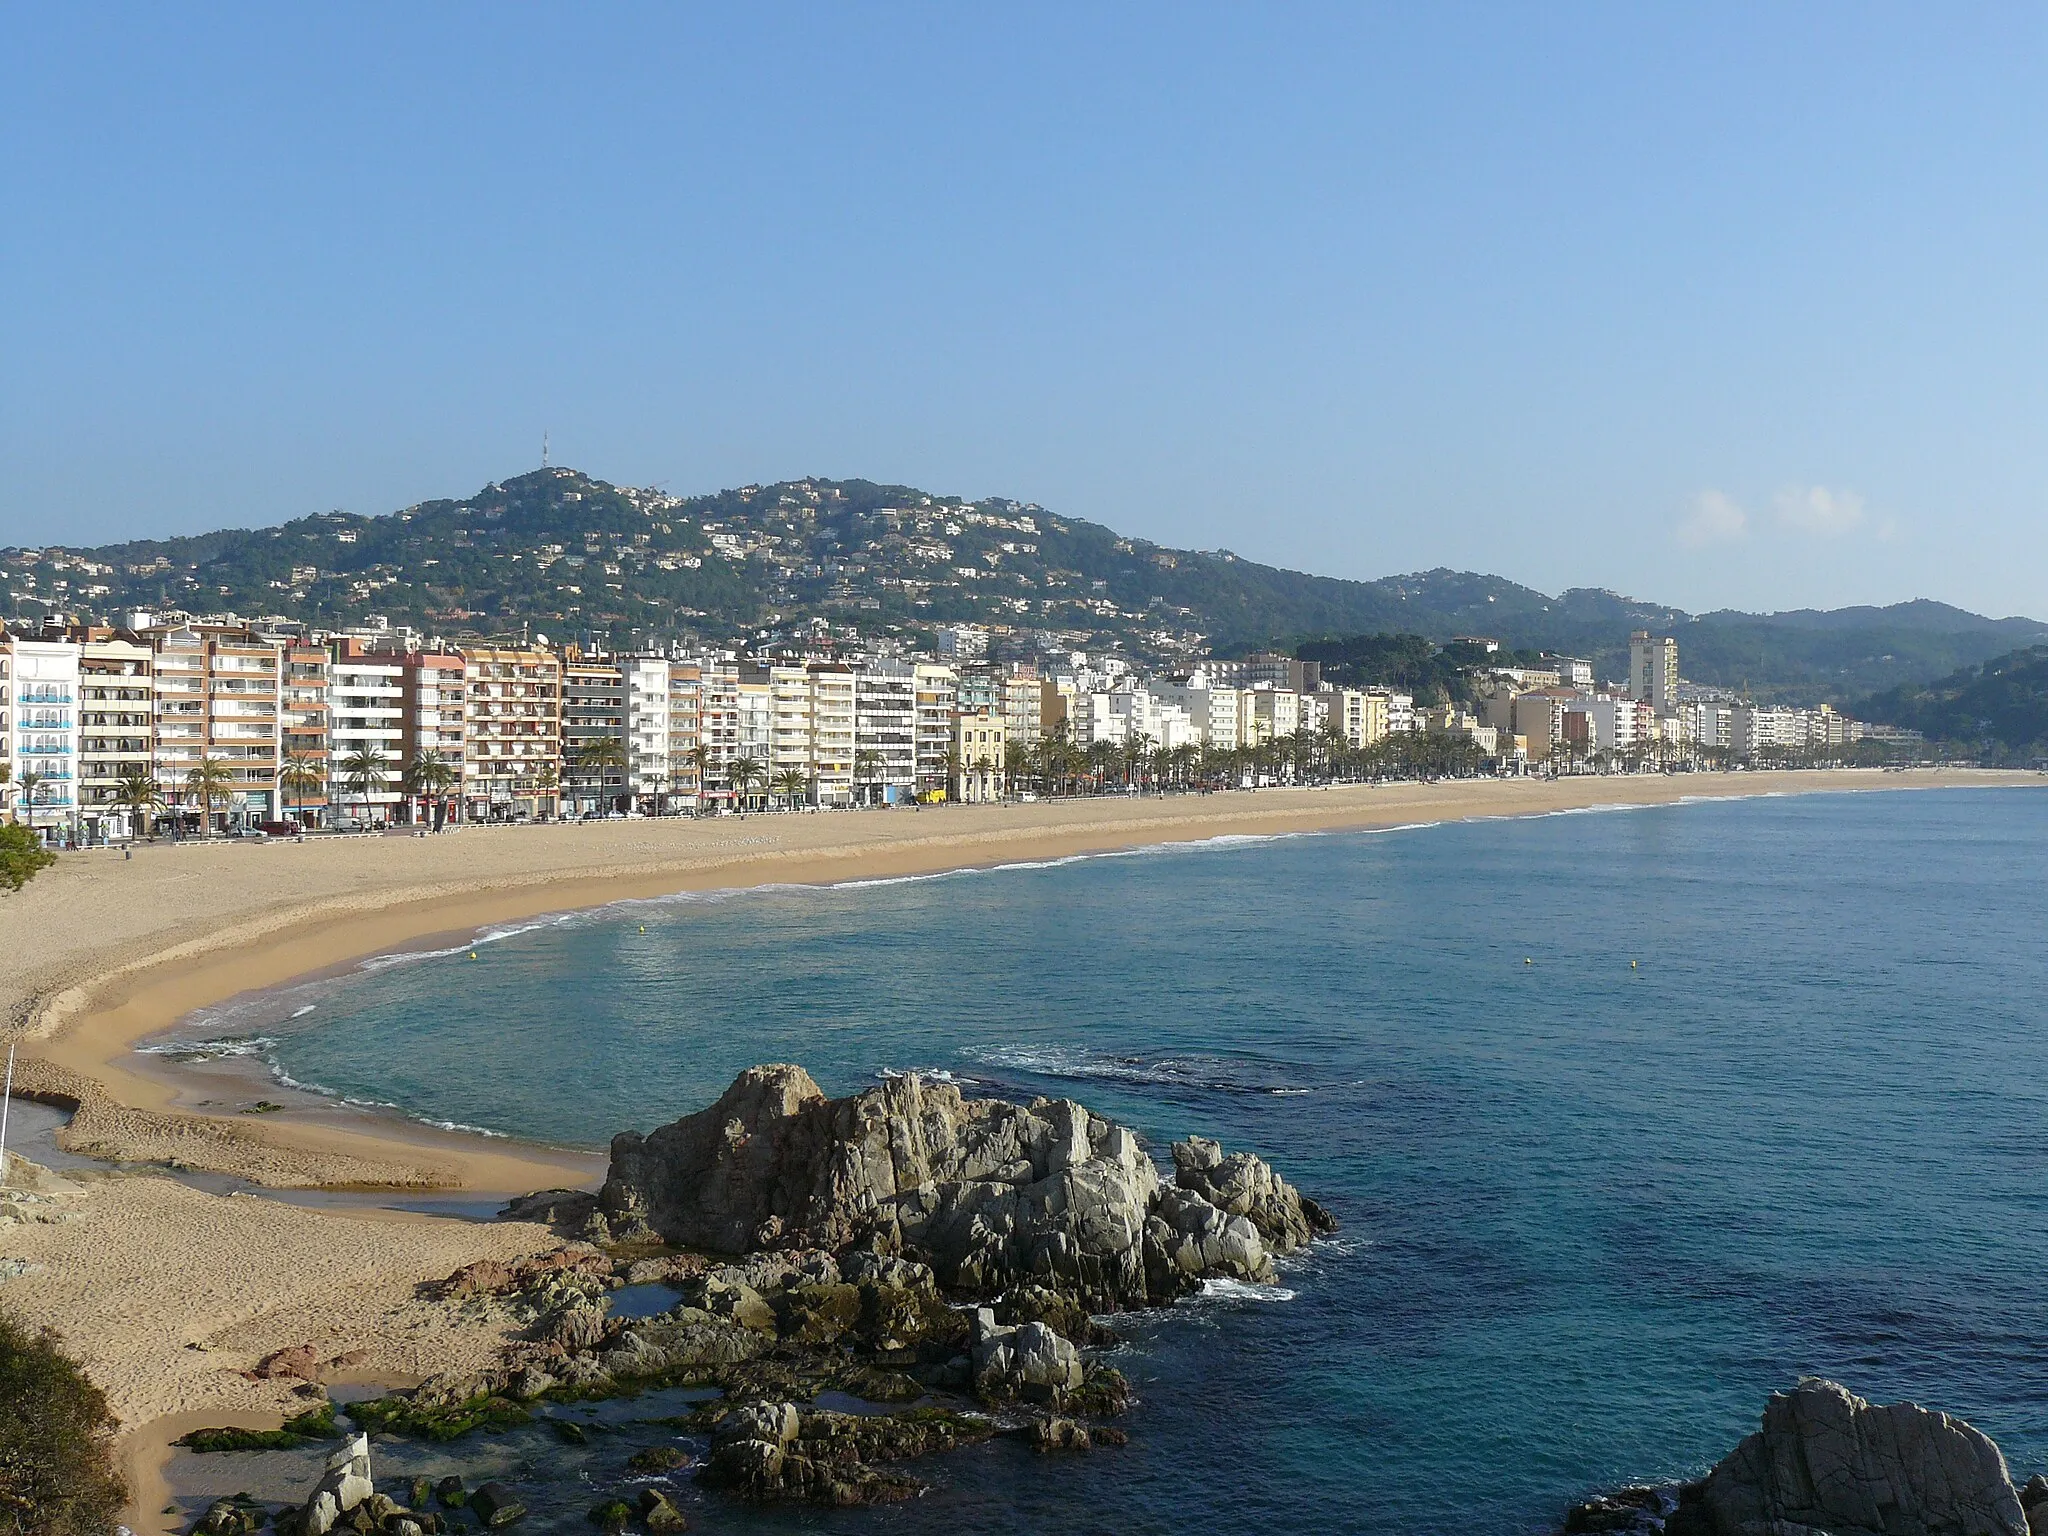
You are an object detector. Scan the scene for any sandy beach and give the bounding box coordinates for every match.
[0,767,2039,1530]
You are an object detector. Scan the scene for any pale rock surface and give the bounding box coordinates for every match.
[1699,1378,2027,1536]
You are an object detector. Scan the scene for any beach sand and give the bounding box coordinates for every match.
[0,768,2038,1530]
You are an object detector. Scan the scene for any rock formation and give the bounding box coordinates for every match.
[599,1064,1335,1311]
[1562,1379,2033,1536]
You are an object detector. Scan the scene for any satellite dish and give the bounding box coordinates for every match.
[534,632,550,646]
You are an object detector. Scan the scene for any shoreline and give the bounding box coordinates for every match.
[0,767,2039,1534]
[14,770,2043,1192]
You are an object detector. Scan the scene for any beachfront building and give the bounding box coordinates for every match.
[146,622,284,832]
[622,655,673,813]
[0,628,82,842]
[561,651,626,816]
[950,709,1006,803]
[913,663,958,800]
[853,661,916,805]
[1000,663,1041,750]
[807,662,857,807]
[460,645,562,821]
[697,660,740,808]
[76,628,154,842]
[327,639,404,825]
[1318,687,1391,750]
[281,641,331,828]
[396,650,465,825]
[662,662,704,812]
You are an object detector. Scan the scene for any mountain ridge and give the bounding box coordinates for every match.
[4,466,2042,706]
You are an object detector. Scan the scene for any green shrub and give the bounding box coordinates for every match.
[0,1311,126,1536]
[0,825,56,893]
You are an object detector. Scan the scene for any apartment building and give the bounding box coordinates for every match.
[1318,687,1391,749]
[697,661,740,804]
[562,654,626,815]
[461,645,562,820]
[1630,632,1681,713]
[950,710,1006,803]
[807,663,856,807]
[327,639,404,823]
[0,630,82,841]
[853,661,916,805]
[147,623,283,830]
[913,663,957,799]
[1000,664,1041,750]
[1244,684,1300,746]
[663,662,704,810]
[397,651,466,824]
[76,629,154,841]
[281,642,330,827]
[623,656,673,811]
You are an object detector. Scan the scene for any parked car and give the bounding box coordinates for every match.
[256,821,299,837]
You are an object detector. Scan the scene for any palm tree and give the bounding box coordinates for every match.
[853,748,884,808]
[16,770,45,836]
[403,751,458,827]
[279,753,324,829]
[184,757,235,838]
[115,769,164,841]
[771,766,808,810]
[337,745,389,826]
[728,755,765,812]
[571,736,627,814]
[672,743,712,815]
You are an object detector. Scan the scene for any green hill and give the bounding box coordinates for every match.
[1858,647,2048,759]
[4,466,2041,706]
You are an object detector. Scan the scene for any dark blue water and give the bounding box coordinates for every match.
[178,786,2048,1532]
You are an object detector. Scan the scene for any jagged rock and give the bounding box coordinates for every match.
[628,1444,693,1474]
[586,1500,632,1532]
[2023,1477,2048,1536]
[1693,1379,2026,1536]
[1171,1135,1338,1252]
[193,1497,266,1535]
[253,1344,322,1380]
[497,1188,599,1229]
[971,1311,1084,1403]
[700,1399,984,1507]
[599,1066,1325,1310]
[534,1296,609,1351]
[1561,1487,1668,1533]
[433,1478,466,1510]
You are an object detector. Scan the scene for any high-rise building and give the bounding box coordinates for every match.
[1630,632,1680,713]
[561,652,625,816]
[0,628,82,841]
[396,650,465,824]
[460,645,562,820]
[145,622,284,831]
[327,639,404,824]
[807,663,856,807]
[74,627,154,841]
[854,661,916,805]
[281,641,331,827]
[913,662,958,799]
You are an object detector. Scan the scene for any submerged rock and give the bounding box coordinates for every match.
[599,1064,1337,1310]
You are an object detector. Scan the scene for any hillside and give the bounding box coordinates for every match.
[4,466,2041,704]
[1858,647,2048,759]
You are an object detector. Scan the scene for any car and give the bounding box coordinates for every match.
[256,821,300,837]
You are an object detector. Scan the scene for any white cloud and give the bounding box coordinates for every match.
[1774,484,1867,538]
[1676,490,1750,548]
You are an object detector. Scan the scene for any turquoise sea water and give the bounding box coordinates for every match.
[169,786,2048,1533]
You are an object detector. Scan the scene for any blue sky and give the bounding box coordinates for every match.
[4,5,2045,617]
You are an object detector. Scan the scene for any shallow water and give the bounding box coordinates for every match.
[159,785,2048,1533]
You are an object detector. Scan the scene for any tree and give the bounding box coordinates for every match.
[0,825,57,893]
[184,758,235,838]
[278,754,323,828]
[728,755,765,810]
[853,748,884,807]
[403,751,458,827]
[0,1311,126,1534]
[13,773,44,837]
[114,769,163,841]
[771,766,808,810]
[532,761,561,818]
[337,746,389,825]
[570,736,626,813]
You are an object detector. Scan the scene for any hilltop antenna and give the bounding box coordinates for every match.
[542,430,550,469]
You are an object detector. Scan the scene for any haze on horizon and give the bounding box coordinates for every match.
[4,5,2046,621]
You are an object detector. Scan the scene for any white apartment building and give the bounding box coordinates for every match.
[913,662,957,798]
[1,632,82,842]
[623,656,672,810]
[808,664,856,807]
[1244,684,1300,746]
[664,663,704,810]
[327,643,404,822]
[854,662,916,804]
[1154,678,1246,749]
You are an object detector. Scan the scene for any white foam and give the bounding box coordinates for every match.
[1197,1277,1296,1304]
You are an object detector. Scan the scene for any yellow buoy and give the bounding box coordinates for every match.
[1631,959,1638,969]
[468,951,478,960]
[639,926,646,934]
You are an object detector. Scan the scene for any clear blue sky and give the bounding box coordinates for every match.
[5,5,2045,617]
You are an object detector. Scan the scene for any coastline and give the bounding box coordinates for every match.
[0,767,2039,1533]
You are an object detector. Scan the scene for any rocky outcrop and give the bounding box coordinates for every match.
[599,1065,1336,1311]
[299,1434,375,1536]
[1694,1379,2026,1536]
[700,1397,993,1506]
[1171,1135,1338,1251]
[971,1308,1084,1403]
[1563,1380,2033,1536]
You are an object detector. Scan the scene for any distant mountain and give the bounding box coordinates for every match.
[1858,647,2048,759]
[3,466,2041,705]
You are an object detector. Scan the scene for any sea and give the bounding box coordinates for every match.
[150,784,2048,1534]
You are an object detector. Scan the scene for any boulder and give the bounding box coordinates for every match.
[637,1489,688,1532]
[599,1066,1326,1311]
[1171,1135,1339,1252]
[301,1434,374,1536]
[1695,1379,2027,1536]
[468,1483,526,1529]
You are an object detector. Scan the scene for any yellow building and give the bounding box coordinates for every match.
[460,645,562,819]
[949,710,1006,803]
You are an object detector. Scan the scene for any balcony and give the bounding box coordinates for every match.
[20,743,74,756]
